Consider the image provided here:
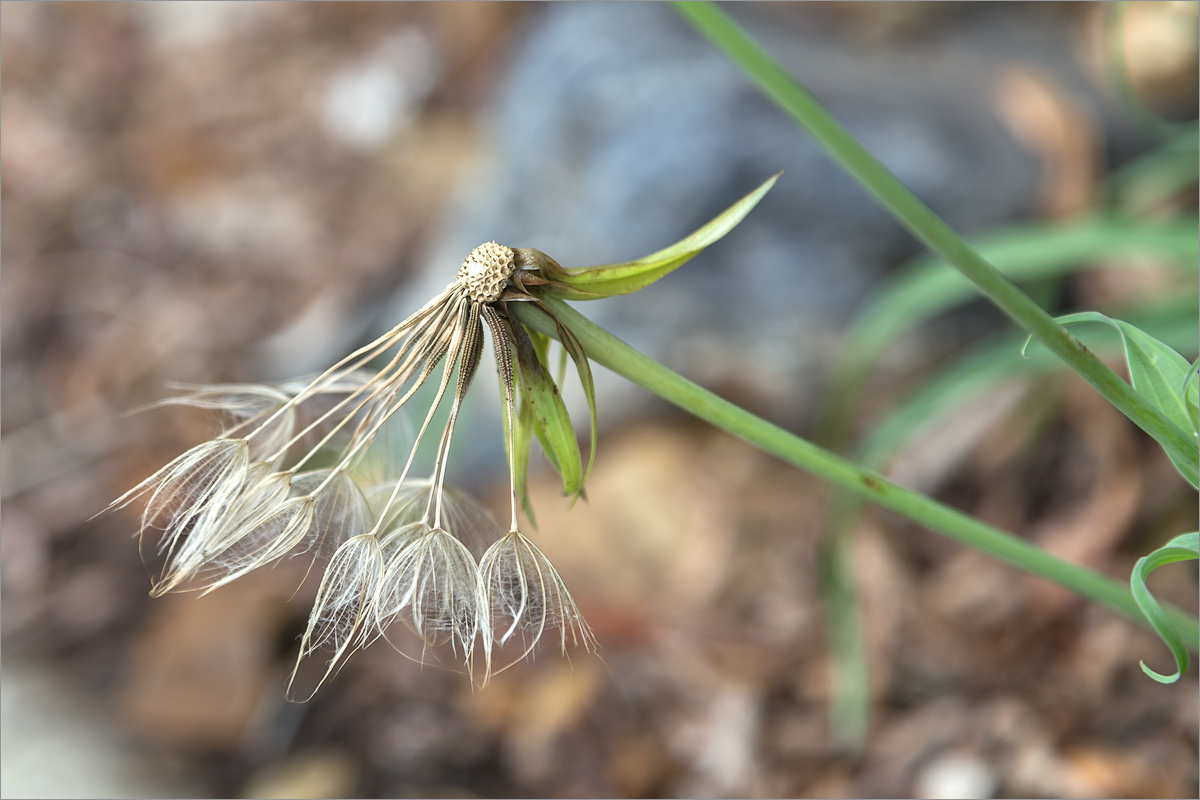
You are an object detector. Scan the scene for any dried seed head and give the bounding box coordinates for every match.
[457,241,515,304]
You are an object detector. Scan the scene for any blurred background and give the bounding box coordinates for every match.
[2,2,1197,797]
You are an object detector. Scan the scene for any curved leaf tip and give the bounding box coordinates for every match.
[1131,532,1198,684]
[539,173,781,300]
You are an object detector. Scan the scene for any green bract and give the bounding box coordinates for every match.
[513,174,778,301]
[502,175,778,504]
[512,323,582,503]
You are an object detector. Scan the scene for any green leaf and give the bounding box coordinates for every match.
[676,0,1196,514]
[865,302,1199,471]
[538,174,779,300]
[1131,532,1199,683]
[821,307,1196,733]
[513,296,1200,662]
[511,321,583,500]
[819,216,1198,449]
[1183,359,1199,436]
[1033,311,1198,487]
[848,220,1197,374]
[1104,129,1199,214]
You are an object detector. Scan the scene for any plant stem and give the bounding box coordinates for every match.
[512,298,1200,651]
[672,1,1197,484]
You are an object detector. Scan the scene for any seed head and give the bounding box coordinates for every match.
[457,241,515,304]
[115,235,596,697]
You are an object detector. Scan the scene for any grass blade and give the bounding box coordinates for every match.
[672,0,1196,496]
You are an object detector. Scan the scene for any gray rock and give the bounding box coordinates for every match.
[388,3,1096,482]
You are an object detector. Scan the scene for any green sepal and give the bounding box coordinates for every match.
[1131,532,1199,684]
[527,173,779,300]
[538,302,598,501]
[526,328,565,476]
[511,320,583,500]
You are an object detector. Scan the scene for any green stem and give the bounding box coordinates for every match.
[818,500,870,749]
[512,298,1200,651]
[672,1,1197,482]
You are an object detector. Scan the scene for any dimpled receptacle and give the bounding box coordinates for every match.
[457,241,516,304]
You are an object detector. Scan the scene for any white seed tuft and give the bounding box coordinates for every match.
[456,241,515,304]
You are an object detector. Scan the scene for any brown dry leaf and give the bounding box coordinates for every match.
[923,549,1025,646]
[490,660,605,787]
[851,519,915,699]
[1108,1,1200,114]
[886,380,1033,493]
[862,697,974,795]
[520,423,743,614]
[1059,745,1180,799]
[459,658,603,767]
[1031,465,1139,570]
[241,749,358,800]
[120,581,290,748]
[1067,612,1139,700]
[510,658,604,745]
[1026,386,1142,612]
[676,681,763,797]
[991,66,1098,218]
[606,733,674,798]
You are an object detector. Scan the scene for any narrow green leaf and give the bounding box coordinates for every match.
[513,297,1200,657]
[850,220,1197,373]
[820,306,1195,745]
[1035,311,1198,487]
[554,337,569,387]
[674,0,1196,507]
[820,216,1197,450]
[511,321,583,499]
[1104,128,1199,214]
[868,303,1198,471]
[1131,532,1199,683]
[539,174,779,300]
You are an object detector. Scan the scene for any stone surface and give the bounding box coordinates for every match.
[1,661,199,799]
[391,2,1105,480]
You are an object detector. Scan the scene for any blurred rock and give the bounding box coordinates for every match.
[913,750,996,799]
[1,660,200,799]
[677,681,762,797]
[406,7,1051,373]
[395,2,1123,479]
[320,29,440,150]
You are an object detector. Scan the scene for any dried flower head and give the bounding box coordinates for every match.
[110,176,777,697]
[112,241,601,694]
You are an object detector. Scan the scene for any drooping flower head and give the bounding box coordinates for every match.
[109,176,777,696]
